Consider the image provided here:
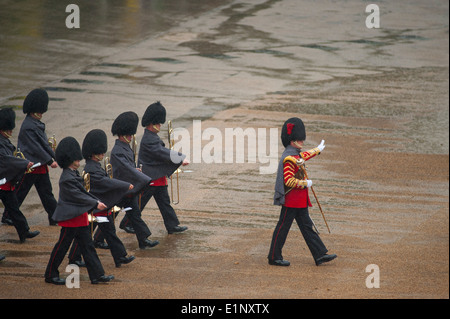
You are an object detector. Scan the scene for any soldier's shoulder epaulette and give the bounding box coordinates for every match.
[283,155,299,165]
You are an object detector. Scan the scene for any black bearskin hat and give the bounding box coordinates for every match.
[55,136,83,169]
[23,88,49,114]
[82,129,108,159]
[111,111,139,136]
[0,108,16,131]
[142,101,166,127]
[281,117,306,147]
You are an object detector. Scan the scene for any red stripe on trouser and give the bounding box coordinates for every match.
[47,228,67,277]
[15,174,26,193]
[69,240,79,261]
[271,207,288,260]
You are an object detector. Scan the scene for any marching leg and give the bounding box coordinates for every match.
[268,206,295,266]
[45,227,76,285]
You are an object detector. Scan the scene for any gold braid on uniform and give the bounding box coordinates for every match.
[283,156,308,189]
[283,147,322,190]
[299,147,321,161]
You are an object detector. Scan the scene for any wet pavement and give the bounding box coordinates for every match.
[0,0,448,300]
[2,1,448,147]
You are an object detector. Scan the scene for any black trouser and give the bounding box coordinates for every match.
[0,190,30,241]
[68,214,127,264]
[117,195,151,245]
[268,206,328,262]
[3,173,57,223]
[139,185,180,231]
[45,226,104,281]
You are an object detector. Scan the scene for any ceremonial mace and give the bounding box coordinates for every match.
[299,162,331,234]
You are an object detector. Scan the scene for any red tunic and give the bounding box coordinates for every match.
[283,147,320,208]
[94,209,109,217]
[58,212,89,227]
[0,181,14,191]
[0,165,47,190]
[29,165,48,174]
[150,176,167,187]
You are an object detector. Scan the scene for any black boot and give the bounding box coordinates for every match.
[315,254,337,266]
[139,239,159,249]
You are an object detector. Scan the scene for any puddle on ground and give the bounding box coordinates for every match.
[79,71,127,78]
[0,249,49,258]
[145,57,186,64]
[61,79,105,85]
[44,86,86,93]
[135,229,221,259]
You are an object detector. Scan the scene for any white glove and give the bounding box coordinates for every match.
[0,178,6,186]
[317,140,326,152]
[306,180,313,188]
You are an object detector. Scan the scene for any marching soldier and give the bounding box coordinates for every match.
[110,111,159,249]
[268,117,336,266]
[0,108,40,243]
[44,136,114,285]
[2,88,58,226]
[138,101,189,234]
[67,129,135,268]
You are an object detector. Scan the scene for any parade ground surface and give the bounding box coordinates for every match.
[0,0,448,300]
